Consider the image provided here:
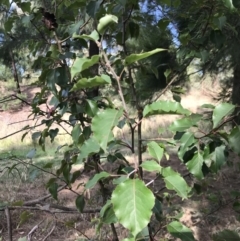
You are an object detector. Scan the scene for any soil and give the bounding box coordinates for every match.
[0,84,240,241]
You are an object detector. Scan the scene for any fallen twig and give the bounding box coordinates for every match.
[42,222,56,241]
[27,220,44,241]
[5,206,12,241]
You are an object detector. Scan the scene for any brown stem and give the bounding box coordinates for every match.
[5,207,12,241]
[10,50,21,94]
[138,108,143,179]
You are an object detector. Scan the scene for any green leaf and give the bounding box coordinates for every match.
[147,141,164,162]
[162,167,191,199]
[213,16,227,30]
[71,55,99,79]
[125,48,167,66]
[128,21,140,38]
[152,198,162,222]
[49,128,59,142]
[18,211,33,228]
[71,74,111,90]
[97,14,118,34]
[48,183,58,200]
[92,108,123,151]
[11,200,24,206]
[212,103,235,128]
[210,145,227,172]
[143,101,190,117]
[71,124,82,144]
[222,0,236,9]
[186,152,204,180]
[167,221,195,241]
[18,237,27,241]
[112,179,155,238]
[85,172,110,189]
[141,160,162,172]
[100,201,118,224]
[72,30,99,41]
[86,0,102,17]
[85,99,98,117]
[200,50,209,63]
[77,137,100,163]
[169,114,202,132]
[228,126,240,154]
[212,229,240,241]
[158,18,170,30]
[66,20,84,35]
[178,132,196,160]
[19,2,31,12]
[75,195,85,213]
[26,148,36,159]
[112,176,128,185]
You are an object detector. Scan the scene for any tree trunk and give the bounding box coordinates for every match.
[232,65,240,124]
[10,50,21,94]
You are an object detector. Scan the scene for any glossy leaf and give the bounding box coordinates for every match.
[112,179,155,238]
[167,221,195,241]
[147,141,164,162]
[210,145,226,173]
[100,200,117,224]
[71,55,99,79]
[77,137,100,163]
[169,114,202,132]
[97,14,118,34]
[72,30,99,41]
[141,160,162,172]
[49,128,59,142]
[186,152,204,180]
[143,101,191,117]
[228,126,240,154]
[85,99,98,117]
[85,172,110,189]
[92,108,123,151]
[48,183,58,200]
[71,74,111,90]
[212,103,235,128]
[125,48,167,66]
[75,195,85,213]
[71,124,82,144]
[162,167,191,199]
[178,132,196,160]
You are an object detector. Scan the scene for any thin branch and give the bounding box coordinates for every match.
[42,223,56,241]
[27,220,44,241]
[24,185,67,206]
[0,205,101,214]
[101,49,128,115]
[5,206,12,241]
[0,122,44,140]
[152,74,178,103]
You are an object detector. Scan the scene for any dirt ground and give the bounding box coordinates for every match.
[0,85,240,241]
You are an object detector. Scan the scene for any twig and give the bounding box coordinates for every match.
[152,74,178,103]
[42,222,56,241]
[0,122,44,140]
[5,206,12,241]
[11,157,67,184]
[27,220,44,241]
[0,205,101,214]
[101,50,128,116]
[24,185,67,206]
